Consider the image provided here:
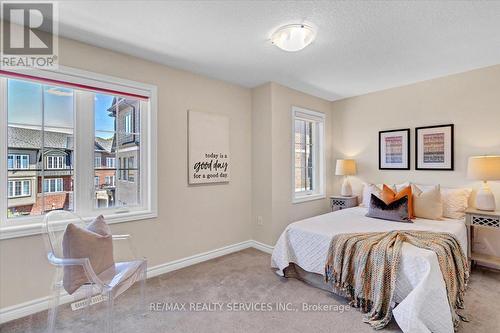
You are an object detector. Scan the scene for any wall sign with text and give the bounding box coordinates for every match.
[188,110,230,184]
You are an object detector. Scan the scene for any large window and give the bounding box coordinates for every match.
[8,154,29,169]
[44,178,63,193]
[1,67,157,238]
[46,156,65,169]
[8,180,30,198]
[292,107,325,203]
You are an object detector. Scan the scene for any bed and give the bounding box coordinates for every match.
[271,206,468,333]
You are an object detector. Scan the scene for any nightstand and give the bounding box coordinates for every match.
[465,208,500,268]
[330,195,358,212]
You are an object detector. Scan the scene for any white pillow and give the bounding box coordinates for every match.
[394,182,411,192]
[441,187,472,219]
[361,183,384,207]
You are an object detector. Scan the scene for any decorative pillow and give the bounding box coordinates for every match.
[62,215,114,295]
[361,183,386,207]
[412,184,443,220]
[381,184,414,218]
[441,187,472,219]
[366,194,412,223]
[394,182,411,192]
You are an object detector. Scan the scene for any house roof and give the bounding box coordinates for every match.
[95,136,114,153]
[8,126,74,150]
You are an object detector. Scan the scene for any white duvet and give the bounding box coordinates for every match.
[271,207,468,333]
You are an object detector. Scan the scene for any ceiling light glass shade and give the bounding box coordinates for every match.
[271,24,316,52]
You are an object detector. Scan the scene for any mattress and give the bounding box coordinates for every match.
[271,207,468,333]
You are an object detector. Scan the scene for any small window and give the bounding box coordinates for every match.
[94,176,99,188]
[292,107,325,203]
[128,157,135,182]
[124,113,133,134]
[106,157,115,168]
[94,156,102,168]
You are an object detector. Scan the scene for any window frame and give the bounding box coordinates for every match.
[0,65,158,240]
[46,155,64,170]
[291,106,325,204]
[94,156,101,168]
[105,157,115,168]
[8,154,29,170]
[44,178,63,193]
[7,179,31,198]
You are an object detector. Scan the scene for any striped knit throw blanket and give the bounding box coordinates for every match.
[325,230,469,330]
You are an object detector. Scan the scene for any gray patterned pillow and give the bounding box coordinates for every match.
[366,194,412,223]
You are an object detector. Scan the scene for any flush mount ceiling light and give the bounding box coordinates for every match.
[271,24,316,52]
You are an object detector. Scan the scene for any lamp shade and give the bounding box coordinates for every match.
[467,156,500,180]
[335,159,357,176]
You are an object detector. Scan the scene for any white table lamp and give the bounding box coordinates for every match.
[335,159,357,196]
[467,155,500,211]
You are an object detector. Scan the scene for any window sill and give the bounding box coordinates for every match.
[292,193,326,204]
[0,210,157,240]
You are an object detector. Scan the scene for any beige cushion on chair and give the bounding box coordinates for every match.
[412,184,443,220]
[62,215,115,295]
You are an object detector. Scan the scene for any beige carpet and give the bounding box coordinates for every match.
[1,248,499,333]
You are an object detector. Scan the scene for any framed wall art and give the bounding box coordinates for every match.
[379,128,410,170]
[188,110,231,184]
[415,124,454,170]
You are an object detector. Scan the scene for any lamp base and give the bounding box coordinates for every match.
[475,185,496,211]
[341,177,352,197]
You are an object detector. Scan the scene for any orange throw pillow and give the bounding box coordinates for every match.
[381,184,414,219]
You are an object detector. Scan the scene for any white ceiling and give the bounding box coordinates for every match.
[57,1,500,101]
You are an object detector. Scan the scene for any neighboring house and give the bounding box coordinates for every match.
[7,126,74,217]
[94,136,117,208]
[108,98,140,207]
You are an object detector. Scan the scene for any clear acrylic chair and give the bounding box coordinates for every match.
[42,210,147,333]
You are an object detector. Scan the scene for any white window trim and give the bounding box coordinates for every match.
[0,65,158,240]
[291,106,326,204]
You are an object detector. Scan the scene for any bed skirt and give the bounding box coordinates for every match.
[283,263,333,292]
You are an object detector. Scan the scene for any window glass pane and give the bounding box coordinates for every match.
[95,95,141,209]
[7,79,42,218]
[8,79,42,126]
[94,93,116,132]
[295,168,305,192]
[43,84,74,213]
[23,181,30,195]
[294,120,305,144]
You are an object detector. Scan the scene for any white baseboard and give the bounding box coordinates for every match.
[250,240,274,254]
[146,240,254,278]
[0,239,274,324]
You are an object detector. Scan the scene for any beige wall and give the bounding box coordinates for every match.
[0,37,253,308]
[252,83,333,246]
[331,64,500,262]
[251,84,273,244]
